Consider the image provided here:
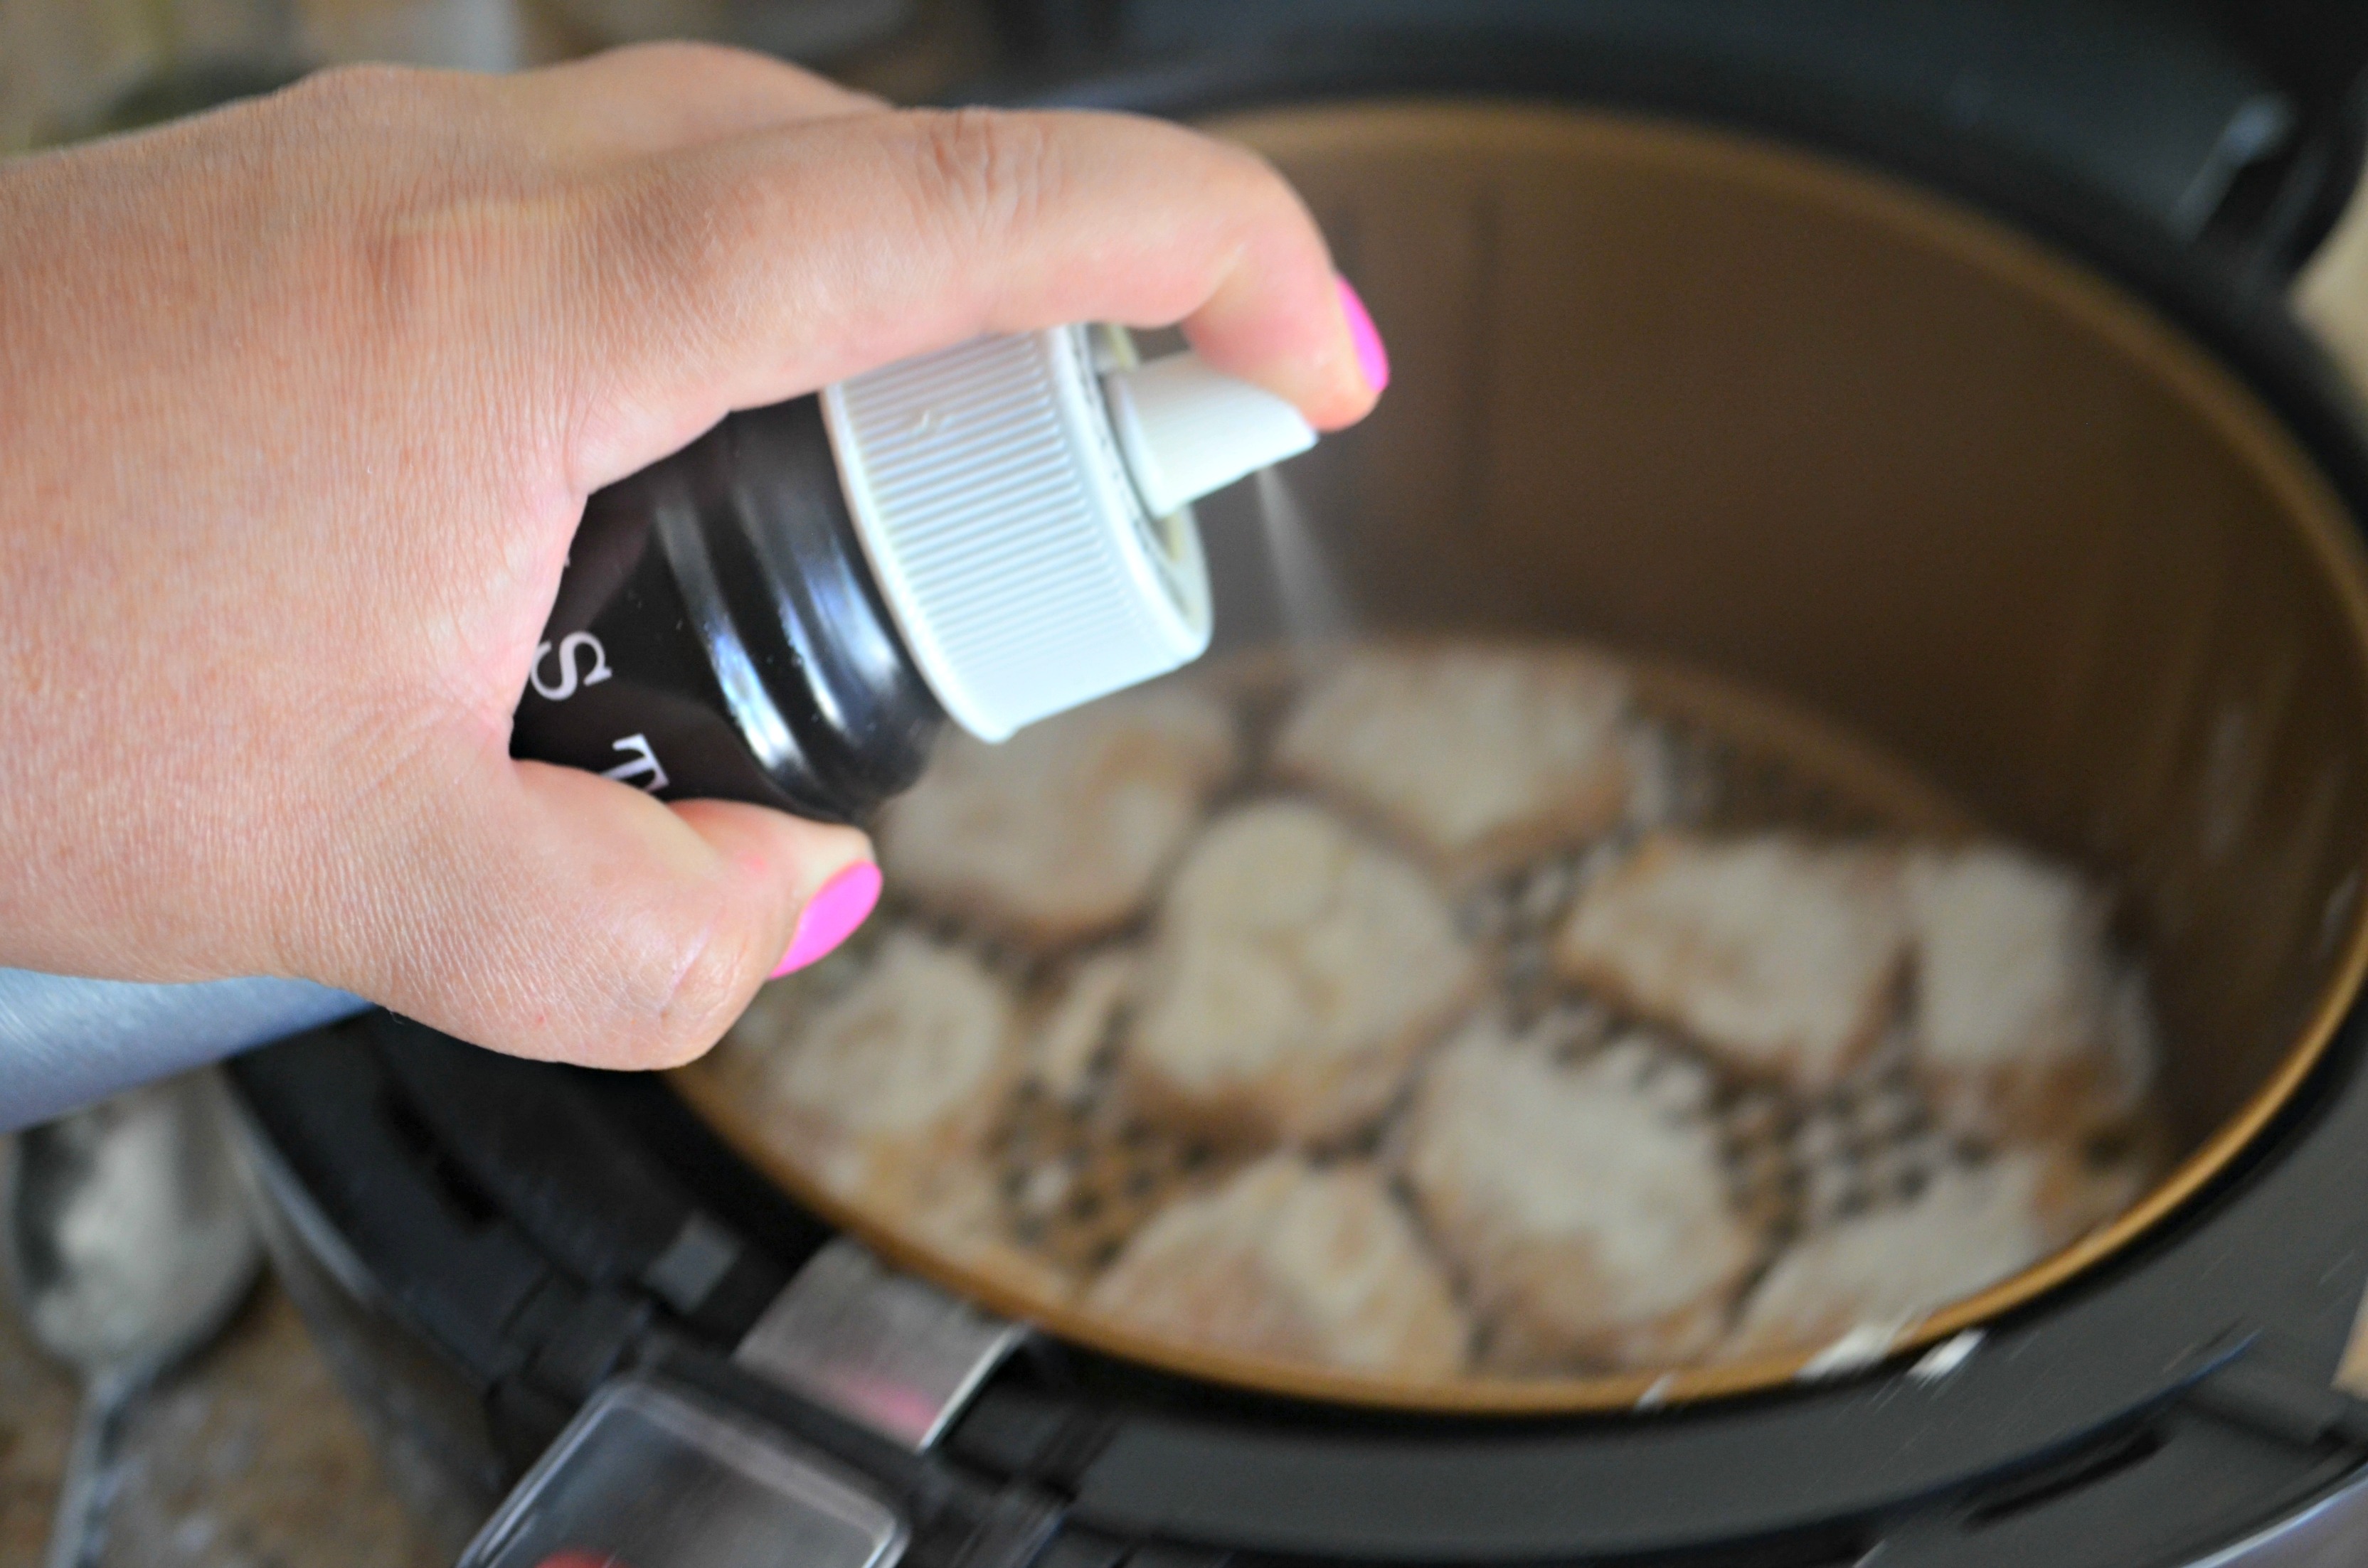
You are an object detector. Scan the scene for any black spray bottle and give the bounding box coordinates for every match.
[513,323,1318,823]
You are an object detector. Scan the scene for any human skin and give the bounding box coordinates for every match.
[0,45,1378,1072]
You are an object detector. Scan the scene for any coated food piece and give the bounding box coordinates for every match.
[1554,833,1909,1092]
[739,930,1019,1211]
[1400,1015,1761,1370]
[1028,948,1142,1102]
[881,1149,1081,1305]
[878,684,1238,946]
[1726,1148,2131,1360]
[1904,846,2153,1142]
[717,638,2180,1393]
[1083,1155,1470,1376]
[1273,646,1637,880]
[1125,800,1482,1145]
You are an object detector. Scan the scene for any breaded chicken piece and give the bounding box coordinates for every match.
[1083,1156,1469,1377]
[885,1148,1080,1306]
[1273,646,1635,881]
[1400,1015,1761,1370]
[739,930,1018,1215]
[879,684,1237,946]
[1125,800,1482,1145]
[1726,1148,2133,1360]
[1027,948,1142,1102]
[1904,846,2153,1142]
[1554,834,1908,1091]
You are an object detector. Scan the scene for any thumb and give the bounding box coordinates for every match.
[326,759,874,1070]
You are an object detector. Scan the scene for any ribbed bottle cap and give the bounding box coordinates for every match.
[822,326,1315,741]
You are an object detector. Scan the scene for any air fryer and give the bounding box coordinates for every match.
[675,96,2368,1415]
[223,11,2368,1567]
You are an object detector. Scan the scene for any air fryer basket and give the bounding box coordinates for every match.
[678,101,2368,1412]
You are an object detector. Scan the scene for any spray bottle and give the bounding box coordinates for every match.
[0,325,1320,1126]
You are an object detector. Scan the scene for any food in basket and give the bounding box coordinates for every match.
[1123,799,1481,1146]
[1084,1154,1470,1376]
[1400,1012,1761,1369]
[712,639,2172,1390]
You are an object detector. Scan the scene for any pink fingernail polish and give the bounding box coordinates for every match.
[1337,277,1389,393]
[772,861,882,978]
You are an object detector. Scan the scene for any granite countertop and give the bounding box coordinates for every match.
[1,1279,450,1568]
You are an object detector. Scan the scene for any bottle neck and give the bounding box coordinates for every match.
[514,393,943,826]
[700,395,947,818]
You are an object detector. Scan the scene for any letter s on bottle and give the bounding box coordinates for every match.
[529,631,614,702]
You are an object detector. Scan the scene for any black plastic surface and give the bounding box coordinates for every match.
[228,1024,561,1390]
[1023,0,2368,281]
[371,1019,790,1341]
[511,393,944,826]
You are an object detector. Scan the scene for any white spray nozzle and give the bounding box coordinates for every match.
[822,326,1317,742]
[1102,351,1318,518]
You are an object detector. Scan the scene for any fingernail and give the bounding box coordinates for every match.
[1337,276,1389,393]
[772,861,882,978]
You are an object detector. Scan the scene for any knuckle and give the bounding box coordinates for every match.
[631,905,764,1067]
[613,37,731,66]
[282,60,415,113]
[275,62,472,148]
[906,107,1061,243]
[610,38,764,82]
[1203,137,1304,230]
[591,162,763,345]
[332,159,572,382]
[344,195,504,366]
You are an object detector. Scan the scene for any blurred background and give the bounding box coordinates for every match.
[6,0,2368,346]
[0,0,1004,146]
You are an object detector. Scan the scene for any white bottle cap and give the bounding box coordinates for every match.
[822,326,1317,741]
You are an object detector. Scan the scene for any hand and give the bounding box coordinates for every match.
[0,46,1380,1070]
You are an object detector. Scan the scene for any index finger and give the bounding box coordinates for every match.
[501,42,887,161]
[563,106,1379,489]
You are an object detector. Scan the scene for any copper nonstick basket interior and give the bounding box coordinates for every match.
[676,102,2368,1413]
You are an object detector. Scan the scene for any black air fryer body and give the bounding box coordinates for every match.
[228,5,2368,1564]
[236,1008,2368,1567]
